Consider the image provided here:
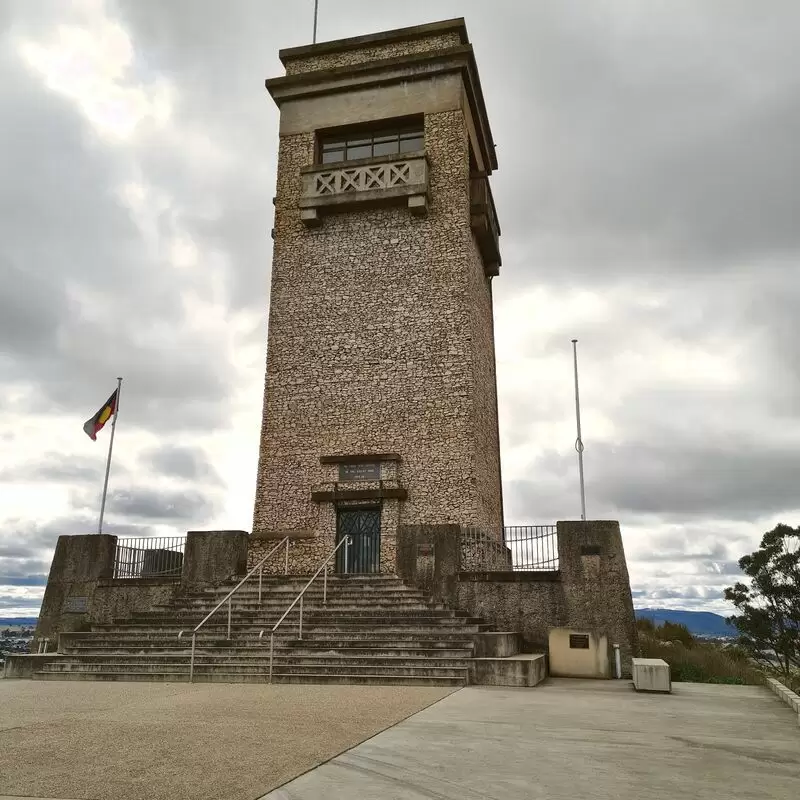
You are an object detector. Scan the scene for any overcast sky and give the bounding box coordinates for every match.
[1,0,798,617]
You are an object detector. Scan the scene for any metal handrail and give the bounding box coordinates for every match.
[263,535,351,683]
[178,536,289,682]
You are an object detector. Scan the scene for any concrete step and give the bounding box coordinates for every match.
[37,661,469,677]
[61,645,473,658]
[90,620,485,638]
[108,615,471,628]
[38,655,471,670]
[31,670,464,686]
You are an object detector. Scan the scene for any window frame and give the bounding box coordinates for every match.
[316,116,425,165]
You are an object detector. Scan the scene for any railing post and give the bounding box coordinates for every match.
[258,563,263,606]
[299,594,303,640]
[269,632,274,684]
[190,632,196,683]
[284,537,289,575]
[323,563,328,606]
[227,597,232,640]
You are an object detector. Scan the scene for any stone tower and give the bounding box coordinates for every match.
[253,18,503,574]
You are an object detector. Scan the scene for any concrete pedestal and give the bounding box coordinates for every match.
[632,658,671,693]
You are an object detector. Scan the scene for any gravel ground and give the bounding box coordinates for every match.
[0,680,454,800]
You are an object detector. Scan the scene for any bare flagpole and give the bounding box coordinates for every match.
[312,0,319,43]
[98,376,123,534]
[571,340,587,521]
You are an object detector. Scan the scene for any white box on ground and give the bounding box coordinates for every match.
[632,658,671,693]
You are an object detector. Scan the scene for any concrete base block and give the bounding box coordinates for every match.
[3,654,63,679]
[469,654,547,688]
[473,632,521,658]
[632,658,671,693]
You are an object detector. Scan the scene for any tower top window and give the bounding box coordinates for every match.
[319,123,424,164]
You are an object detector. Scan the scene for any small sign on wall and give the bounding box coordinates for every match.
[569,634,590,649]
[339,462,381,482]
[64,596,89,613]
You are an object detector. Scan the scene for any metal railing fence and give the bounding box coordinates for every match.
[112,536,186,580]
[179,536,290,682]
[460,525,558,572]
[264,535,352,683]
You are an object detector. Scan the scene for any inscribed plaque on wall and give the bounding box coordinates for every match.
[64,596,89,613]
[338,462,380,481]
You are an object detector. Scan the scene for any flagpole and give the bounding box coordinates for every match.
[571,340,587,521]
[98,377,123,535]
[312,0,319,43]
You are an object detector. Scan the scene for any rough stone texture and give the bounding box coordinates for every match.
[253,29,503,576]
[456,572,566,651]
[557,520,638,675]
[89,580,179,626]
[182,530,249,591]
[34,534,116,644]
[282,32,462,75]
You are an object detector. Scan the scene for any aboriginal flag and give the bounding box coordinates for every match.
[83,390,118,441]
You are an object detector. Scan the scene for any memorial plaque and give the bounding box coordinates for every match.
[580,545,602,556]
[338,462,380,482]
[64,596,89,613]
[417,543,434,557]
[569,634,590,649]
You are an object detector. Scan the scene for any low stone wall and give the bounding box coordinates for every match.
[89,580,179,626]
[457,572,565,651]
[766,677,800,723]
[34,530,252,647]
[397,520,638,675]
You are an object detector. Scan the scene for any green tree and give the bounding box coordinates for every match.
[724,524,800,678]
[656,621,694,648]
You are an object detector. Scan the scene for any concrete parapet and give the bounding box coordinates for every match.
[3,654,62,678]
[181,530,249,591]
[469,654,547,687]
[473,632,521,658]
[766,677,800,723]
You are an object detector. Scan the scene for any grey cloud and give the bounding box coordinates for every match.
[0,593,43,611]
[101,487,217,523]
[0,16,239,431]
[139,444,223,485]
[0,453,115,485]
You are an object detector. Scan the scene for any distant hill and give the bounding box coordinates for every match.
[636,608,737,637]
[0,617,38,626]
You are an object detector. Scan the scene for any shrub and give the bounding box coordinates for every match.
[639,635,763,685]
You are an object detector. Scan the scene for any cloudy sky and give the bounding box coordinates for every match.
[1,0,798,617]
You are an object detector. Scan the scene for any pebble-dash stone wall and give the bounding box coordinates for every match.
[252,25,503,574]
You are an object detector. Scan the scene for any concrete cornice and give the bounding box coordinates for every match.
[266,45,498,171]
[278,18,469,64]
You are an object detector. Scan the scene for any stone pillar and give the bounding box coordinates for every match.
[557,520,638,676]
[396,524,461,604]
[34,534,117,644]
[181,530,249,591]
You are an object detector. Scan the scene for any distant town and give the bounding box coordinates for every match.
[0,622,35,668]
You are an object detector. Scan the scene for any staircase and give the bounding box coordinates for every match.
[31,575,494,686]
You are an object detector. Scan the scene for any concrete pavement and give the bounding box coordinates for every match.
[262,679,800,800]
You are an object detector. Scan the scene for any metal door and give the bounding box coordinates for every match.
[336,507,381,574]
